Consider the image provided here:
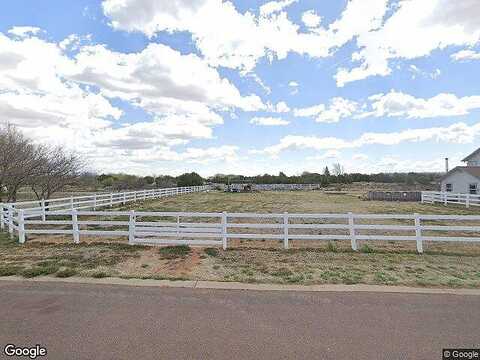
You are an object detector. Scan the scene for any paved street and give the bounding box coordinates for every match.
[0,280,478,360]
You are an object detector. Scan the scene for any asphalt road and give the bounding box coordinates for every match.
[0,281,478,360]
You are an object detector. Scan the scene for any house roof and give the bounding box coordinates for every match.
[462,147,480,162]
[441,166,480,181]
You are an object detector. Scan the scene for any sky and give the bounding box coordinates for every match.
[0,0,479,177]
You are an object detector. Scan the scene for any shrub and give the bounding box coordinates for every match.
[326,242,337,253]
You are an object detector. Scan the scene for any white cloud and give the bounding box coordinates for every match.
[451,49,480,61]
[302,10,322,28]
[258,121,480,156]
[250,117,290,126]
[0,28,256,172]
[336,0,480,86]
[361,91,480,119]
[352,153,369,161]
[260,0,298,17]
[307,150,340,161]
[102,0,390,72]
[288,81,298,87]
[7,26,42,38]
[268,101,290,113]
[294,97,358,123]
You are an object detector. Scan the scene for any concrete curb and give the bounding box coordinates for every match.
[1,276,480,295]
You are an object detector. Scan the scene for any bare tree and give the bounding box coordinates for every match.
[30,146,84,201]
[332,163,345,176]
[0,125,45,202]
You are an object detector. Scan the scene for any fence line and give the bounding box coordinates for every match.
[1,185,210,220]
[421,191,480,208]
[2,209,480,253]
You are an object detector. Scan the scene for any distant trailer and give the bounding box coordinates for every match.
[367,191,421,202]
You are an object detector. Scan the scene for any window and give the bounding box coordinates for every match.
[446,183,453,192]
[469,183,478,195]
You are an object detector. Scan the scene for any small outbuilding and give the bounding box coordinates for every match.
[441,147,480,194]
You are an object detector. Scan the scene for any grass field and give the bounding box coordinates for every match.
[2,190,480,288]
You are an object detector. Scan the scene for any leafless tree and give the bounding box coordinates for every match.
[0,125,45,202]
[332,163,345,176]
[30,146,84,201]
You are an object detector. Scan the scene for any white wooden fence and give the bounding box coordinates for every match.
[422,191,480,208]
[1,186,210,221]
[2,209,480,254]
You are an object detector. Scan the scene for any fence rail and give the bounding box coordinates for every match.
[421,191,480,208]
[2,208,480,253]
[1,185,210,221]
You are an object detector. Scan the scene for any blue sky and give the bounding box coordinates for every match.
[0,0,479,176]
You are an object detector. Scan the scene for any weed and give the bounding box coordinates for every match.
[204,248,219,257]
[360,244,375,253]
[326,242,337,253]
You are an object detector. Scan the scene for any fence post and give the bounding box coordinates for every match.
[222,212,227,250]
[123,192,126,205]
[134,191,137,202]
[110,193,113,207]
[348,212,357,251]
[128,210,135,245]
[93,194,97,211]
[70,196,74,210]
[143,190,146,201]
[0,204,4,231]
[444,193,447,206]
[41,199,46,221]
[176,215,180,238]
[414,213,423,254]
[18,209,25,244]
[466,194,470,208]
[420,192,424,204]
[72,209,79,244]
[283,212,289,249]
[8,205,14,238]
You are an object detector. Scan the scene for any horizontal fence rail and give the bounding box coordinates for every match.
[422,191,480,208]
[2,209,480,253]
[0,185,211,221]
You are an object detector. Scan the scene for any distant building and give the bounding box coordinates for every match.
[441,148,480,194]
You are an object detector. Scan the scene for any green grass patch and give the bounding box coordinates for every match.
[204,248,219,257]
[90,271,109,278]
[0,265,24,276]
[55,268,78,278]
[158,245,191,259]
[21,264,59,278]
[360,244,375,253]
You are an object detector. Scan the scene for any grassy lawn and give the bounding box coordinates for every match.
[2,191,480,288]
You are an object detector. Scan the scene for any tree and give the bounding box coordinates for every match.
[30,146,84,201]
[176,172,204,187]
[0,125,45,201]
[323,166,330,177]
[332,163,345,176]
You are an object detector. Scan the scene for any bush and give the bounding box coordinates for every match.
[326,242,337,253]
[0,265,23,276]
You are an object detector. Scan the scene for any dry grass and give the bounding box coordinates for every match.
[3,190,480,288]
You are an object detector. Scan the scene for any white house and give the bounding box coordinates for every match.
[440,148,480,194]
